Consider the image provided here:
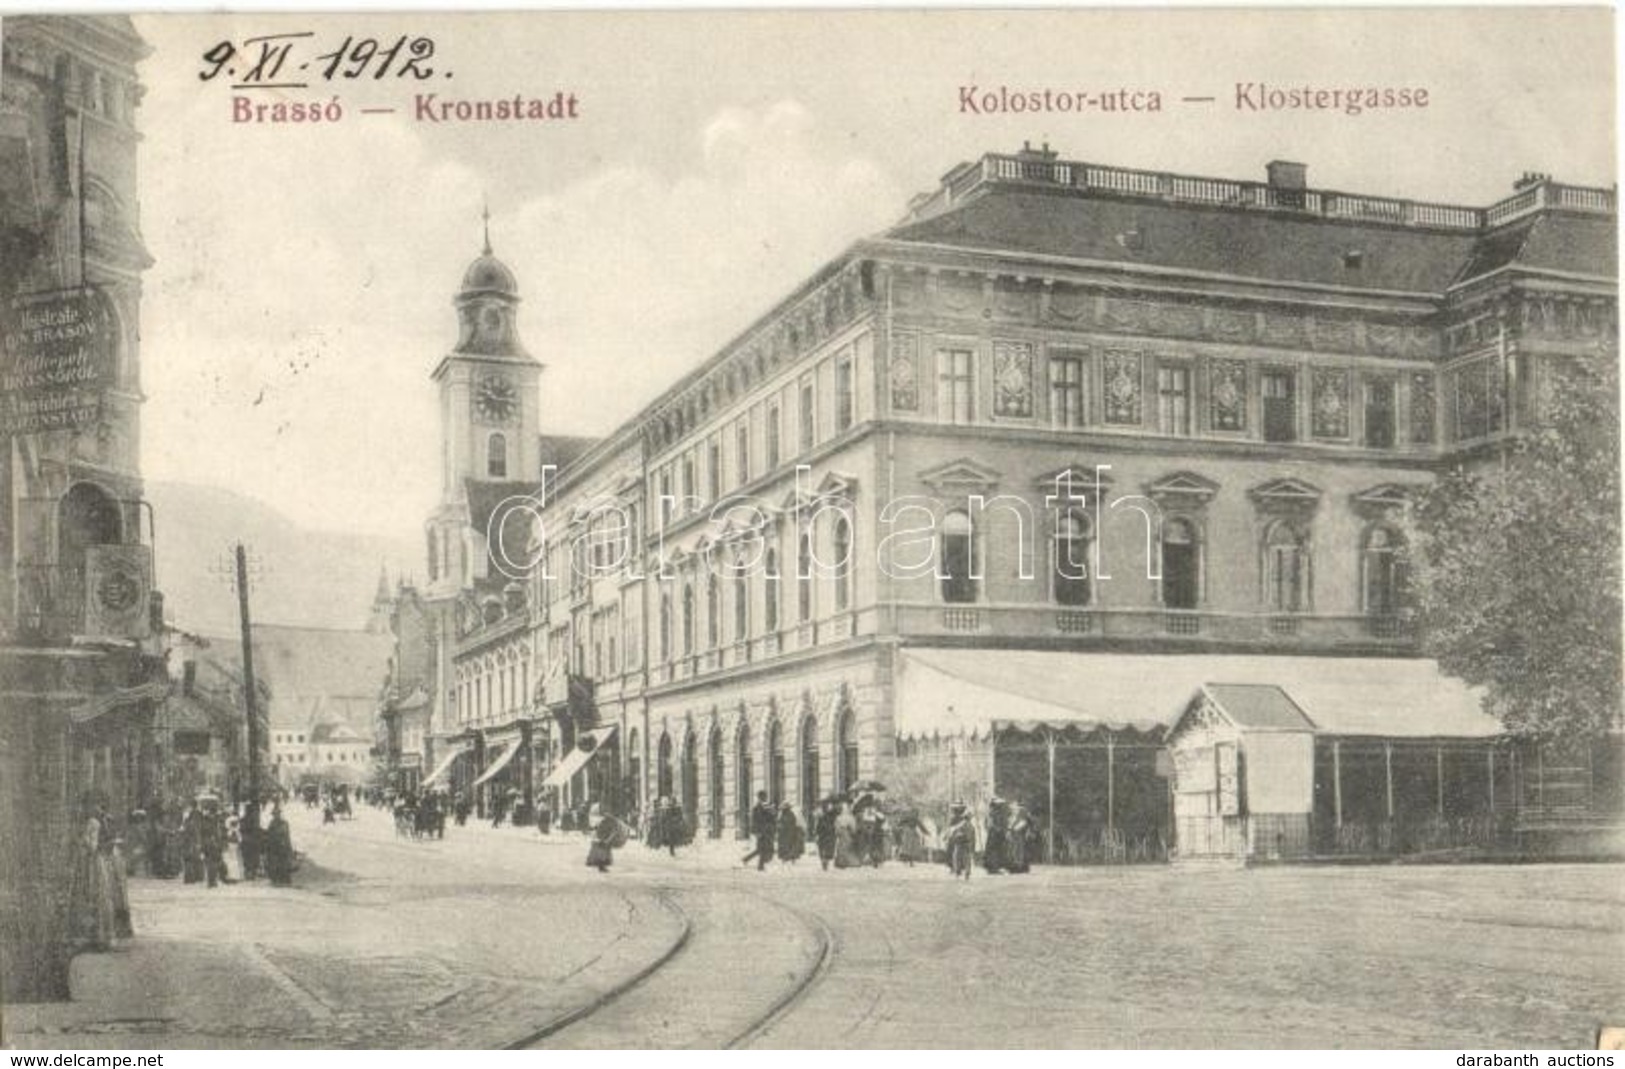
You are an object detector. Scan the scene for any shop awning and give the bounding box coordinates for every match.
[894,649,1498,741]
[541,726,617,789]
[420,745,468,788]
[471,742,518,787]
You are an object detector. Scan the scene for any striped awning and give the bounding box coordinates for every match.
[471,742,518,787]
[541,726,617,789]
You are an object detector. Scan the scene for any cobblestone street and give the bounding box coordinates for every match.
[7,807,1622,1049]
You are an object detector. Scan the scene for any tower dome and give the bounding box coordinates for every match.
[450,205,532,360]
[459,251,519,300]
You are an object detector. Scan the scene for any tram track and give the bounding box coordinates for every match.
[514,880,836,1049]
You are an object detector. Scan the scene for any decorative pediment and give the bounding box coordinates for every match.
[815,470,859,501]
[1249,477,1323,516]
[1350,483,1419,519]
[1036,464,1114,502]
[919,457,1001,494]
[1145,471,1220,508]
[779,486,815,515]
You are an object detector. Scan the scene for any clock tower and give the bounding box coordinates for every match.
[425,212,543,602]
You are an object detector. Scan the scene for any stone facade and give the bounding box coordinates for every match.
[430,145,1616,842]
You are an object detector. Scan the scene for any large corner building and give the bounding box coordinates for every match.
[413,145,1618,860]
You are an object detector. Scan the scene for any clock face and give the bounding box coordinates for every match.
[475,372,519,424]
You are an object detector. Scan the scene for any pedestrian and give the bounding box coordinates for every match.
[833,800,859,869]
[1006,803,1035,874]
[586,803,616,873]
[199,794,226,888]
[894,813,925,867]
[69,799,114,950]
[777,802,806,864]
[660,797,686,858]
[104,819,133,939]
[264,805,294,886]
[983,797,1009,874]
[240,801,262,880]
[741,791,777,870]
[945,802,975,880]
[179,799,204,884]
[145,800,170,879]
[814,800,838,871]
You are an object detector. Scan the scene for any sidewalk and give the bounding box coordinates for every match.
[4,813,689,1050]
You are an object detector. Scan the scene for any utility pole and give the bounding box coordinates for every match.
[233,544,262,802]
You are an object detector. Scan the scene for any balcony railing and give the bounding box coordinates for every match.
[911,152,1616,234]
[891,603,1420,649]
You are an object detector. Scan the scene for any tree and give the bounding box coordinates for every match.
[1409,343,1622,741]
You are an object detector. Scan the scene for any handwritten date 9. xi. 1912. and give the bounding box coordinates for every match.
[198,32,446,88]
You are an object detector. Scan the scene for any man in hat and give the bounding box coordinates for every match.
[945,802,975,880]
[741,791,777,870]
[814,799,838,871]
[198,793,226,888]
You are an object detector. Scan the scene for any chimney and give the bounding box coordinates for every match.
[1266,160,1308,191]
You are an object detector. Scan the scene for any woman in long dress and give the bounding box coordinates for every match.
[264,806,294,886]
[70,804,114,950]
[832,802,859,869]
[776,803,805,863]
[586,804,615,872]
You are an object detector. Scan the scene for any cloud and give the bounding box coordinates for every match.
[139,87,901,543]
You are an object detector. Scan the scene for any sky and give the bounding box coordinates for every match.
[129,8,1617,542]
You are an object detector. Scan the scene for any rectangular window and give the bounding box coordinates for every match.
[1262,370,1297,443]
[1451,357,1506,441]
[1364,378,1396,448]
[1050,355,1086,429]
[681,453,696,509]
[735,422,750,486]
[1157,364,1192,436]
[936,348,975,424]
[765,401,781,470]
[835,355,855,432]
[799,379,816,452]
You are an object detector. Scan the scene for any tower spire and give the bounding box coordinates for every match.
[481,197,492,255]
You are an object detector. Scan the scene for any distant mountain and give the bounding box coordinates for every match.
[145,481,420,634]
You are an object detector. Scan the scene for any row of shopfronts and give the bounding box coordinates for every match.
[407,643,1622,861]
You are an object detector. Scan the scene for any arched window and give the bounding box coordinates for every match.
[707,725,725,838]
[1053,511,1092,606]
[1265,520,1310,613]
[833,516,853,612]
[940,510,977,604]
[797,527,814,623]
[800,714,820,824]
[1161,518,1201,610]
[487,432,508,478]
[59,482,123,562]
[735,721,753,839]
[681,582,695,655]
[1362,525,1408,616]
[659,591,672,662]
[764,548,781,632]
[836,706,858,794]
[681,729,699,829]
[706,574,721,648]
[767,717,786,805]
[657,731,674,800]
